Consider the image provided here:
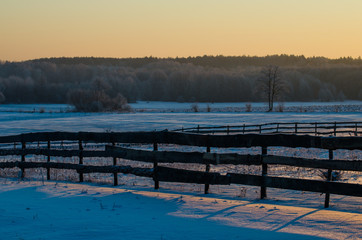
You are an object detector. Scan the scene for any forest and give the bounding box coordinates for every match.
[0,55,361,109]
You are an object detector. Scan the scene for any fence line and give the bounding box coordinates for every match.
[1,131,362,150]
[173,121,362,136]
[0,130,361,208]
[1,146,361,171]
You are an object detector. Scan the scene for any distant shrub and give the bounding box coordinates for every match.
[298,106,307,112]
[206,104,211,112]
[245,103,252,112]
[67,90,131,112]
[191,103,199,112]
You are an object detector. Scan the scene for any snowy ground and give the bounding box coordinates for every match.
[130,101,362,113]
[1,101,361,113]
[0,179,361,240]
[0,102,361,135]
[0,102,361,239]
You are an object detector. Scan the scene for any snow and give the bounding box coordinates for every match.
[0,102,361,239]
[130,101,362,110]
[1,179,360,240]
[0,102,361,135]
[5,101,360,113]
[0,104,73,113]
[129,101,362,113]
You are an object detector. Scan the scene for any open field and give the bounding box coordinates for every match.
[0,102,361,239]
[0,102,361,135]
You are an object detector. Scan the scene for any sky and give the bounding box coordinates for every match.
[1,0,362,61]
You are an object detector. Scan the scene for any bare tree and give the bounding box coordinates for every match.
[257,65,286,112]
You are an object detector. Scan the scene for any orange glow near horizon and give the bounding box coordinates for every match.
[1,0,362,61]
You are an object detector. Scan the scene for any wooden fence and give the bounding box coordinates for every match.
[0,130,361,208]
[173,121,362,136]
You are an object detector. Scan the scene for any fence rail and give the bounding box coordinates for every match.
[1,131,362,149]
[0,129,361,208]
[173,121,362,136]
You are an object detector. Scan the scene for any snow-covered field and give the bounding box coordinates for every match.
[0,102,361,239]
[0,101,361,135]
[0,179,361,240]
[130,101,362,113]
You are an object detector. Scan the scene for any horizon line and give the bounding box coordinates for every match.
[2,54,362,63]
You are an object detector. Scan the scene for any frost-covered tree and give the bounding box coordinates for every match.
[257,65,287,111]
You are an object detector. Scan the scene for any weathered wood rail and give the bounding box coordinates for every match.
[0,130,361,208]
[174,121,362,136]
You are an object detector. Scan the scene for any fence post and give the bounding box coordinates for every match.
[153,142,159,190]
[47,140,51,180]
[355,123,358,136]
[243,124,245,134]
[204,146,211,194]
[334,122,337,136]
[260,146,268,199]
[315,123,318,136]
[112,141,118,186]
[276,123,279,133]
[227,126,230,135]
[78,139,84,182]
[20,141,26,179]
[259,125,262,134]
[324,149,333,208]
[295,123,298,134]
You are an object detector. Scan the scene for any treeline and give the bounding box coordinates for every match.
[0,55,361,105]
[30,55,362,68]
